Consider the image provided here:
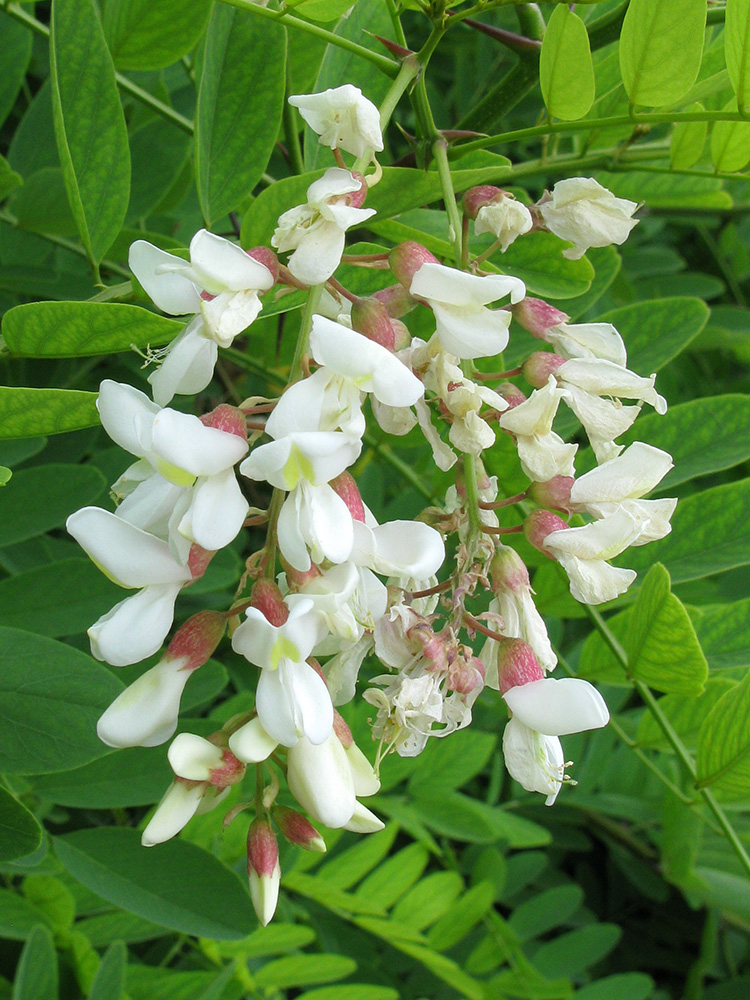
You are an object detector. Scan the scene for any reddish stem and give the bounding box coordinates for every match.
[478,491,528,509]
[480,524,524,535]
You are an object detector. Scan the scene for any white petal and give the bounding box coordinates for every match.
[287,221,346,285]
[168,733,224,781]
[556,553,637,605]
[345,744,380,797]
[504,677,609,736]
[129,241,202,315]
[188,229,274,293]
[342,801,385,833]
[229,718,279,763]
[431,301,511,360]
[241,432,361,490]
[97,657,191,748]
[88,584,183,666]
[149,319,218,406]
[411,262,525,307]
[151,409,248,477]
[503,717,565,804]
[544,508,643,561]
[287,733,356,828]
[179,469,248,551]
[201,289,263,346]
[141,781,205,846]
[97,380,157,458]
[570,442,674,504]
[115,474,185,537]
[256,660,333,747]
[548,322,627,367]
[352,520,445,579]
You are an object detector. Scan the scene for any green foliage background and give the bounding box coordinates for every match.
[1,1,750,998]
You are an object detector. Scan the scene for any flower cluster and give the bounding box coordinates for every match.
[67,82,670,924]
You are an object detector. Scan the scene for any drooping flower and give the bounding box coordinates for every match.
[463,185,533,252]
[537,177,639,260]
[288,85,384,158]
[498,376,578,482]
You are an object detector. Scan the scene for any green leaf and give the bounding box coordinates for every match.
[574,973,655,1000]
[196,5,286,226]
[427,881,495,951]
[619,0,705,107]
[237,922,316,958]
[696,671,750,797]
[12,168,78,237]
[670,102,708,168]
[0,465,106,546]
[0,467,10,487]
[23,877,74,932]
[599,297,709,373]
[0,389,99,439]
[77,911,165,947]
[0,788,43,863]
[87,941,126,1000]
[50,0,130,264]
[726,0,750,112]
[0,891,51,941]
[55,827,255,939]
[0,154,22,201]
[282,871,386,916]
[254,956,356,991]
[31,747,169,809]
[409,729,496,793]
[353,844,429,911]
[0,10,32,131]
[626,478,750,583]
[627,564,708,695]
[711,101,750,172]
[694,598,750,671]
[413,791,551,847]
[3,301,183,358]
[383,939,485,1000]
[540,6,595,121]
[128,120,192,223]
[508,885,584,943]
[103,0,212,71]
[594,169,732,210]
[290,0,354,22]
[636,676,736,751]
[11,925,57,1000]
[126,967,237,1000]
[0,628,124,775]
[392,872,463,931]
[314,823,398,890]
[531,923,621,979]
[295,989,398,1000]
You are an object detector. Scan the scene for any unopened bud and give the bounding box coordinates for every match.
[247,818,280,926]
[391,318,411,351]
[522,352,566,388]
[351,297,396,350]
[164,611,226,672]
[200,403,247,440]
[491,545,530,594]
[389,241,439,289]
[495,638,545,695]
[251,580,288,626]
[462,184,504,220]
[496,382,527,409]
[332,709,353,748]
[330,472,365,522]
[272,805,327,853]
[247,246,279,284]
[188,544,215,581]
[512,298,569,340]
[373,283,417,319]
[524,509,569,555]
[282,557,322,590]
[527,477,574,512]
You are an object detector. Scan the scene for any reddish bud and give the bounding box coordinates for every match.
[522,351,566,389]
[200,403,247,440]
[251,580,289,626]
[208,748,245,788]
[351,297,396,350]
[330,472,366,522]
[524,509,569,555]
[512,298,569,340]
[344,172,368,209]
[491,545,530,595]
[391,318,411,351]
[496,382,527,409]
[247,818,281,926]
[247,246,279,284]
[333,709,353,748]
[462,184,504,220]
[495,638,545,695]
[188,545,215,581]
[282,557,322,590]
[389,241,439,289]
[527,476,574,512]
[165,610,226,671]
[373,283,417,319]
[272,805,327,853]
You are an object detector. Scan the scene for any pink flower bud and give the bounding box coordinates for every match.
[332,709,353,748]
[512,298,569,340]
[247,246,279,284]
[491,545,530,594]
[527,477,574,512]
[330,472,366,522]
[247,818,280,926]
[522,352,566,388]
[187,544,215,581]
[282,558,323,590]
[524,509,569,555]
[389,241,439,289]
[462,185,504,220]
[251,580,289,626]
[496,382,527,409]
[200,403,247,440]
[272,805,327,853]
[391,318,411,351]
[164,610,226,672]
[495,638,545,695]
[351,297,396,350]
[373,283,417,319]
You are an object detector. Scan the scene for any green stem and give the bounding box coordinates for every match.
[284,64,305,176]
[585,604,750,881]
[379,56,421,135]
[0,209,130,279]
[385,0,408,49]
[215,0,399,78]
[289,283,323,382]
[433,138,464,263]
[3,1,195,134]
[462,452,481,538]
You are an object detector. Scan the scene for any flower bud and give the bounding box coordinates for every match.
[351,297,396,350]
[391,318,411,351]
[522,352,566,389]
[524,509,569,555]
[496,382,527,409]
[495,638,545,695]
[491,545,530,594]
[330,472,366,523]
[164,610,226,672]
[282,557,323,590]
[512,298,569,340]
[247,246,279,284]
[462,185,504,220]
[187,544,215,581]
[332,709,354,748]
[200,403,248,440]
[527,476,574,512]
[251,579,289,626]
[373,283,417,319]
[272,805,327,853]
[247,818,281,926]
[389,241,439,289]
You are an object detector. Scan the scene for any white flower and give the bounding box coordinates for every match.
[231,597,332,747]
[538,177,639,260]
[97,655,193,748]
[498,376,578,482]
[288,85,384,158]
[351,517,445,581]
[409,262,525,359]
[277,481,355,572]
[546,321,627,367]
[503,719,566,805]
[474,194,533,251]
[426,352,507,457]
[272,168,376,285]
